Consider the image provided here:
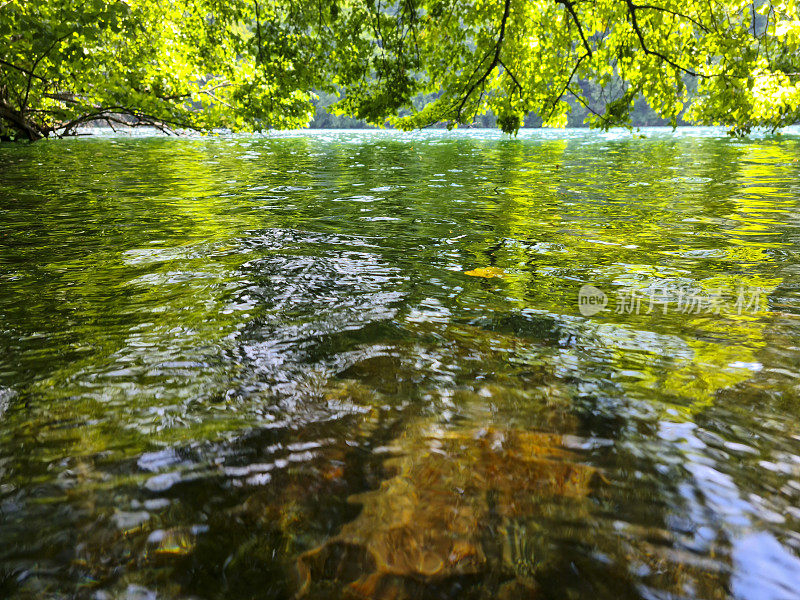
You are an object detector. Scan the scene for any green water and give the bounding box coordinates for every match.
[1,128,800,599]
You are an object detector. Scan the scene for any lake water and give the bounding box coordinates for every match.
[2,128,800,599]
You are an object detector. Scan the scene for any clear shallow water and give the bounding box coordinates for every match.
[1,128,800,599]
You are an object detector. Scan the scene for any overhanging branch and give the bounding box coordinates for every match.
[452,0,512,121]
[625,0,706,78]
[556,0,593,58]
[546,51,589,120]
[498,59,524,95]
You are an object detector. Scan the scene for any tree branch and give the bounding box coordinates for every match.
[23,32,74,111]
[631,3,710,33]
[0,58,48,82]
[0,95,45,139]
[453,0,512,121]
[498,59,524,95]
[546,52,589,120]
[556,0,592,58]
[568,84,612,126]
[53,105,196,137]
[625,0,706,78]
[254,0,265,66]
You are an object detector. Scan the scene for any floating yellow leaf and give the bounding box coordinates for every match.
[464,266,505,279]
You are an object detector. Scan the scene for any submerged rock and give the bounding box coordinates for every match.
[296,425,595,599]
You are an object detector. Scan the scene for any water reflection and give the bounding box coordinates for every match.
[1,128,800,599]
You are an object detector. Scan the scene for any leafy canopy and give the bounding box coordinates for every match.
[1,0,799,139]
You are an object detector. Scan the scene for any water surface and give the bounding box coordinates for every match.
[2,128,800,599]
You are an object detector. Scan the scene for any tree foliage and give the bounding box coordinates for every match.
[1,0,799,139]
[0,0,321,139]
